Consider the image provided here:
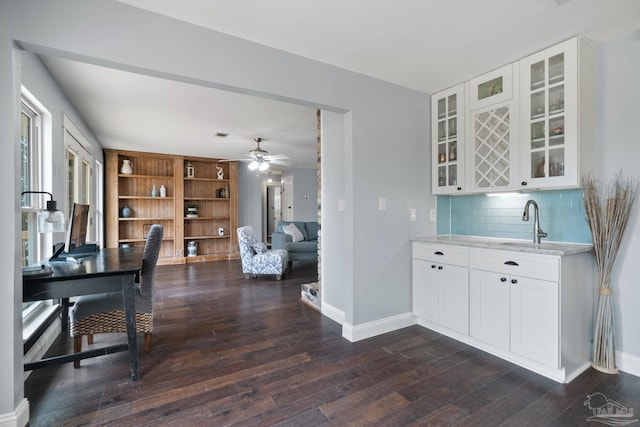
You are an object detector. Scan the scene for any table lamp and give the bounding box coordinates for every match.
[21,191,66,233]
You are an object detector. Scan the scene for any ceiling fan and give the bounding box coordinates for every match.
[237,137,290,171]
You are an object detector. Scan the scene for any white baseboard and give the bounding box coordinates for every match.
[617,350,640,378]
[342,312,414,342]
[0,398,29,427]
[321,302,345,325]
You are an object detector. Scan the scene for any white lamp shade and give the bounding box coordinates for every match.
[38,209,66,233]
[258,162,269,171]
[248,161,259,171]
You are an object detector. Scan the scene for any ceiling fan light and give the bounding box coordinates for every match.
[248,161,259,171]
[258,162,269,171]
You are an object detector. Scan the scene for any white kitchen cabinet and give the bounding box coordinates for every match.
[432,84,465,194]
[468,98,519,192]
[510,275,559,368]
[411,237,594,383]
[412,242,469,335]
[429,37,594,195]
[468,64,514,110]
[470,268,559,368]
[469,269,510,350]
[518,37,594,189]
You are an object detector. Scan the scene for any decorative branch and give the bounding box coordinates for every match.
[582,172,638,373]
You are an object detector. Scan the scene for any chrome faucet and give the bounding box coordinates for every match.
[523,200,548,244]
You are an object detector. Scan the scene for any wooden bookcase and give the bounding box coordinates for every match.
[105,150,239,264]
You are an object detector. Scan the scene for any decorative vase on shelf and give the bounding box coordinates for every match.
[216,164,224,180]
[151,185,157,197]
[185,161,195,178]
[160,184,166,198]
[120,159,133,175]
[187,241,197,257]
[121,205,132,218]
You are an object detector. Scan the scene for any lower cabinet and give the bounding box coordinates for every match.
[412,241,594,383]
[412,243,469,335]
[470,269,558,368]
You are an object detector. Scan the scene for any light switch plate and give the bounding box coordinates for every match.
[338,200,345,211]
[378,197,386,211]
[410,208,417,221]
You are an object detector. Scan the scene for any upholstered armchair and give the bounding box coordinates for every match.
[69,224,163,367]
[237,226,288,280]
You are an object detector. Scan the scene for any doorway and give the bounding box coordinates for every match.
[264,182,282,246]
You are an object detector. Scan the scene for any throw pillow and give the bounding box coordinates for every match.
[253,242,268,254]
[283,223,304,242]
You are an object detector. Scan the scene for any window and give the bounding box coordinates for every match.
[20,88,53,319]
[64,115,94,240]
[94,160,104,248]
[21,101,40,267]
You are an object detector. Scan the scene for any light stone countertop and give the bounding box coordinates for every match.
[412,235,593,256]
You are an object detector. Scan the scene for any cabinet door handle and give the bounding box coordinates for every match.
[438,266,443,270]
[500,277,507,282]
[431,264,436,269]
[511,279,518,284]
[434,251,444,256]
[504,261,519,266]
[521,181,528,186]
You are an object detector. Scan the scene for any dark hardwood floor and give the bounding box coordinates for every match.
[25,259,640,426]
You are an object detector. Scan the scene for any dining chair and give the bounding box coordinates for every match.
[69,224,163,368]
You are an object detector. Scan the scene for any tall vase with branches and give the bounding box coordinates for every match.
[582,173,638,374]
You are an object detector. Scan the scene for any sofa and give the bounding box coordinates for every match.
[271,221,319,267]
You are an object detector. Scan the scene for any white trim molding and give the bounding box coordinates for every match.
[617,351,640,378]
[321,302,345,325]
[0,398,29,427]
[342,312,414,342]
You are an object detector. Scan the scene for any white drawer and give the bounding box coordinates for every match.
[470,248,559,282]
[412,243,469,267]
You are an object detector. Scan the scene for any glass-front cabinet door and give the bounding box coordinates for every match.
[519,38,579,189]
[432,83,464,194]
[469,64,513,111]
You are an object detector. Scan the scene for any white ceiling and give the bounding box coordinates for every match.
[41,0,640,169]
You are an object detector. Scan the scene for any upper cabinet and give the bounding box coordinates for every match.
[432,83,465,194]
[468,64,514,110]
[468,64,519,192]
[518,37,594,190]
[430,37,594,195]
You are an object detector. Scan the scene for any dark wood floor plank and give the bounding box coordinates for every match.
[24,259,640,426]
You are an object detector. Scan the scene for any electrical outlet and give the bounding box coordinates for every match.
[410,208,417,221]
[378,197,386,211]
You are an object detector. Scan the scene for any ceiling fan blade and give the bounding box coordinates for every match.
[265,154,290,160]
[269,159,291,166]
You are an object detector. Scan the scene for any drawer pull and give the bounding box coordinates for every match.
[434,251,444,256]
[438,266,443,270]
[511,279,518,284]
[431,264,436,269]
[500,277,507,282]
[504,261,519,266]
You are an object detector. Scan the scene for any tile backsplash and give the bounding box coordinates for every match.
[436,189,592,243]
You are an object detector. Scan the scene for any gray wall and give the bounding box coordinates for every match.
[282,168,318,222]
[595,31,640,360]
[237,162,264,238]
[2,48,103,418]
[321,111,347,313]
[1,3,432,418]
